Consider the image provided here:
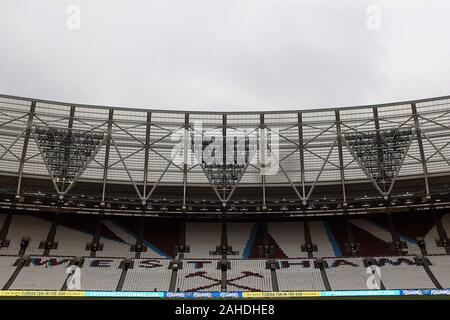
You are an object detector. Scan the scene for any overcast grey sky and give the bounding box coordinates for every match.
[0,1,449,112]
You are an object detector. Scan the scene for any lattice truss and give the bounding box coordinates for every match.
[344,128,412,192]
[27,103,109,196]
[262,111,342,204]
[105,110,186,203]
[1,95,450,205]
[34,126,104,185]
[0,98,31,180]
[188,113,261,203]
[415,99,450,176]
[339,105,417,197]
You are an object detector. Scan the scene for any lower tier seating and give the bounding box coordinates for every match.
[379,266,436,289]
[277,269,325,291]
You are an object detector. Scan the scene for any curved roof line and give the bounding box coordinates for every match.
[1,93,449,115]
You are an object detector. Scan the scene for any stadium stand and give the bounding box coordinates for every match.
[267,221,306,258]
[391,212,436,255]
[184,223,221,259]
[50,214,95,257]
[309,220,336,257]
[122,259,172,291]
[276,258,325,291]
[351,219,393,244]
[139,219,179,259]
[0,214,50,256]
[424,226,447,255]
[428,255,450,288]
[441,214,450,238]
[0,256,19,289]
[76,258,122,291]
[378,266,435,289]
[176,259,221,292]
[1,94,450,293]
[370,256,435,289]
[325,258,369,290]
[227,260,272,291]
[227,223,254,258]
[0,214,7,231]
[95,219,136,258]
[10,256,72,290]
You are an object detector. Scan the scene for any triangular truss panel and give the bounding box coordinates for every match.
[33,125,105,195]
[338,112,384,197]
[191,129,256,203]
[18,102,111,197]
[68,107,110,183]
[344,127,413,193]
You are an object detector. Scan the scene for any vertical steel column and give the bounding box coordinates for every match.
[262,219,270,259]
[411,103,430,199]
[303,218,314,259]
[142,112,152,200]
[260,114,267,210]
[16,101,36,199]
[372,107,386,193]
[222,114,227,204]
[61,106,76,193]
[101,109,114,206]
[297,113,306,203]
[183,113,189,209]
[386,212,401,245]
[89,214,103,258]
[221,214,228,258]
[134,215,145,259]
[344,213,358,256]
[335,110,347,205]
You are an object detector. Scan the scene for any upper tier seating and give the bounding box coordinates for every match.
[95,220,136,258]
[0,214,50,255]
[0,214,7,231]
[441,214,450,238]
[423,225,447,255]
[51,224,92,257]
[184,223,221,259]
[309,221,335,258]
[227,223,253,258]
[267,222,306,258]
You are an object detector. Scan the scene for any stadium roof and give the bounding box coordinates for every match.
[1,93,450,216]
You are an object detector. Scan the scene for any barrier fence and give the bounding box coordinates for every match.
[0,289,449,298]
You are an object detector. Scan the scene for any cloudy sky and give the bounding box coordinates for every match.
[0,1,449,111]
